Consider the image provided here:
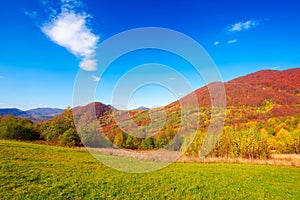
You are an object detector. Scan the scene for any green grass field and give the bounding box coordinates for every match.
[0,140,299,199]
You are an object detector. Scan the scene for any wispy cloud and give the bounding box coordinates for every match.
[91,75,100,82]
[23,9,38,18]
[168,77,176,80]
[41,0,99,71]
[271,66,281,70]
[227,39,237,44]
[228,20,259,32]
[214,41,220,45]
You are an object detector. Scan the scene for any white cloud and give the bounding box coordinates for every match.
[228,20,259,32]
[41,0,99,71]
[168,77,176,80]
[80,58,97,71]
[42,12,99,58]
[91,75,100,82]
[214,41,220,45]
[227,39,237,44]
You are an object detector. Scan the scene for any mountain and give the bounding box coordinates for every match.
[22,67,299,159]
[69,68,300,128]
[92,68,300,139]
[0,108,27,117]
[2,68,298,122]
[37,68,300,156]
[0,108,64,121]
[72,102,111,118]
[226,68,300,106]
[178,68,300,107]
[26,108,64,116]
[134,106,149,111]
[51,68,300,127]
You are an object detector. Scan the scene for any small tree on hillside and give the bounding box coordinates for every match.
[114,131,125,148]
[140,136,155,150]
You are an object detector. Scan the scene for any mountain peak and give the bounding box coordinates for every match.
[133,106,149,111]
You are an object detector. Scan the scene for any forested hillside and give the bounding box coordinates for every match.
[1,68,300,159]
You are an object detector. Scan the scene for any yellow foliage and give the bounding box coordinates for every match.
[276,128,290,139]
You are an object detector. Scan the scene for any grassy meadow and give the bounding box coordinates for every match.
[1,139,299,199]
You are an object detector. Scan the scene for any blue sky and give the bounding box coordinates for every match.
[0,0,300,110]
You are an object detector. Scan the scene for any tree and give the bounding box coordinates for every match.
[40,109,80,146]
[60,128,81,146]
[140,137,155,150]
[290,130,300,154]
[165,125,175,141]
[0,115,39,140]
[125,135,138,149]
[113,131,125,148]
[155,135,168,149]
[274,128,290,153]
[78,123,111,148]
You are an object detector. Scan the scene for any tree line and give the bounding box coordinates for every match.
[0,109,80,146]
[0,109,299,159]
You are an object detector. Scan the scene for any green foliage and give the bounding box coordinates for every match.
[140,136,155,150]
[125,135,139,149]
[0,115,39,140]
[154,135,168,149]
[40,109,81,146]
[60,128,81,147]
[78,123,112,148]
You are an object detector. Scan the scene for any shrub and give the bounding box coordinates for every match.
[0,115,39,140]
[140,137,155,150]
[60,128,81,146]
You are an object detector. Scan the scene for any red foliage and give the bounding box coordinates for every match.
[176,68,300,108]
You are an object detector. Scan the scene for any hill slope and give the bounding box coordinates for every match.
[37,68,300,156]
[1,140,299,199]
[92,68,300,151]
[72,68,300,135]
[179,68,300,107]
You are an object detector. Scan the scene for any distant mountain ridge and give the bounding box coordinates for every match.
[134,106,149,111]
[0,107,64,121]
